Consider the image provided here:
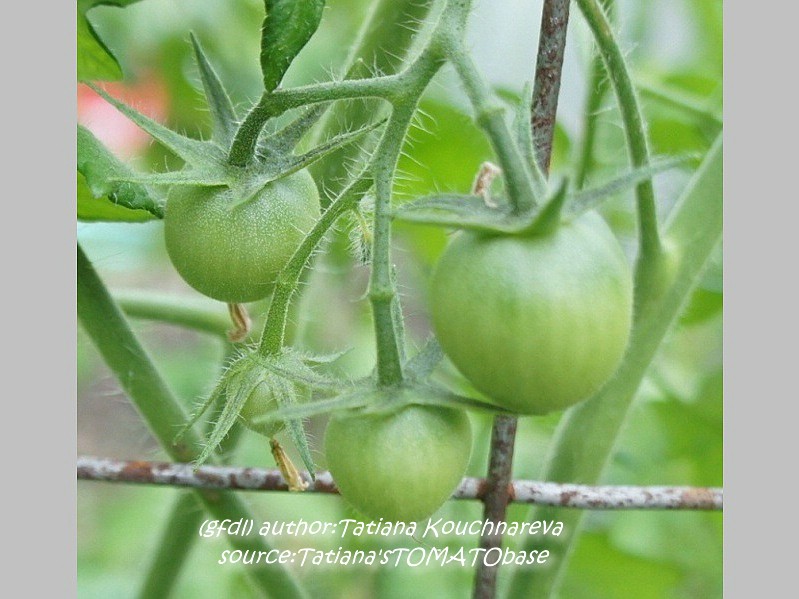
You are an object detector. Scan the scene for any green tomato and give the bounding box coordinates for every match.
[324,397,472,523]
[430,212,633,415]
[238,381,288,438]
[164,170,320,303]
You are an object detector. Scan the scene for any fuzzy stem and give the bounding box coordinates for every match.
[573,0,614,189]
[258,175,374,356]
[575,0,661,259]
[77,245,307,599]
[309,0,437,198]
[227,76,400,167]
[449,49,544,212]
[574,51,609,188]
[368,104,418,386]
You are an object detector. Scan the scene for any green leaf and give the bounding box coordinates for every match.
[77,125,163,221]
[77,0,144,82]
[260,0,326,92]
[189,33,239,147]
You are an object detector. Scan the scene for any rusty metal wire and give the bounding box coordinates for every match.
[77,455,723,511]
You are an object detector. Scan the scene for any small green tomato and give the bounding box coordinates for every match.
[324,396,472,523]
[164,169,320,303]
[238,381,287,438]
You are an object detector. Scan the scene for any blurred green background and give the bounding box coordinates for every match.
[77,0,722,597]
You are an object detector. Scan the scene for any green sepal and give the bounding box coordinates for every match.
[260,0,326,92]
[180,348,341,471]
[258,104,329,159]
[77,125,164,221]
[520,178,568,236]
[86,83,224,167]
[404,337,444,383]
[109,169,231,187]
[395,157,691,235]
[255,118,386,178]
[189,32,239,146]
[393,193,522,234]
[564,156,694,219]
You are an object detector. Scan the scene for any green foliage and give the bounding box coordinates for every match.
[260,0,327,91]
[77,0,722,597]
[77,125,163,221]
[77,0,144,81]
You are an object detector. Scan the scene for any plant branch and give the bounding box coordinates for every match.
[575,0,661,260]
[77,456,723,510]
[449,49,543,212]
[259,175,374,356]
[368,104,419,386]
[473,415,519,598]
[77,245,307,599]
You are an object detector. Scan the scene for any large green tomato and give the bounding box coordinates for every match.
[324,397,472,523]
[164,170,320,303]
[430,212,633,415]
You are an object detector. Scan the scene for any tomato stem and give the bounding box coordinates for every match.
[77,245,308,599]
[575,0,662,261]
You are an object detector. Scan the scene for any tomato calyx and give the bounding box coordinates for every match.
[86,35,385,207]
[393,157,688,236]
[174,348,342,474]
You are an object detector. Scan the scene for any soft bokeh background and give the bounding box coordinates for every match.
[77,0,722,597]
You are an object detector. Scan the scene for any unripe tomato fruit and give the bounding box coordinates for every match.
[164,170,320,303]
[238,381,288,438]
[430,212,633,415]
[324,398,472,523]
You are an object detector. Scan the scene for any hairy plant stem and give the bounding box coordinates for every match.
[574,52,608,188]
[575,0,660,261]
[448,49,543,212]
[258,175,374,356]
[77,245,307,599]
[309,0,437,198]
[368,105,417,386]
[507,136,723,599]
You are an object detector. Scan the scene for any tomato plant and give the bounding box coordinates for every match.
[76,0,722,597]
[430,211,633,414]
[324,396,472,522]
[165,170,320,303]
